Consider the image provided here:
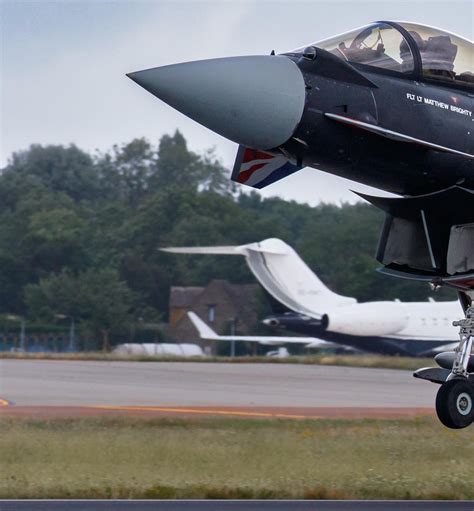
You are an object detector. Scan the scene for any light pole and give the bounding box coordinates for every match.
[6,315,26,351]
[229,317,236,357]
[20,319,25,351]
[55,314,75,352]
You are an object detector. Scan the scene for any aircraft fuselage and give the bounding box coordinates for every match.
[282,58,473,196]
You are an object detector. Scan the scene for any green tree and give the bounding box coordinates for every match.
[25,269,138,350]
[150,130,230,194]
[76,268,138,351]
[23,208,88,274]
[99,138,155,205]
[1,131,455,336]
[3,144,100,202]
[24,271,81,320]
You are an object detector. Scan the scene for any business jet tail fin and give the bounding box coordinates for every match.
[163,239,356,318]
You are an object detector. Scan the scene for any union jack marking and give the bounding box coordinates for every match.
[231,146,301,189]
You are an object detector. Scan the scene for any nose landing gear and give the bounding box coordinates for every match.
[414,294,474,429]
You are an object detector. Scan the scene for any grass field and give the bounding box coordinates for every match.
[1,415,473,499]
[0,352,434,371]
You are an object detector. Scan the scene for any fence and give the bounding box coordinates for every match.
[0,333,101,352]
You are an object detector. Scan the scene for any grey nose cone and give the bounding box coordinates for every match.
[127,55,306,150]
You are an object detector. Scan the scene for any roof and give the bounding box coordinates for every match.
[170,280,259,313]
[205,279,259,316]
[224,281,260,316]
[170,286,204,308]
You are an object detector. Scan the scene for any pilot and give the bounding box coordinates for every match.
[343,36,387,65]
[422,35,458,79]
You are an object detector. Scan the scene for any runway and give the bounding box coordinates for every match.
[0,359,437,412]
[1,501,473,511]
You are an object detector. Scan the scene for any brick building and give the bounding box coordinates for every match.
[166,279,260,348]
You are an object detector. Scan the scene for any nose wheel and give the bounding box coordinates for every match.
[414,292,474,429]
[435,379,474,429]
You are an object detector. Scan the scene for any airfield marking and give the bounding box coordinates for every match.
[0,405,436,419]
[90,405,310,419]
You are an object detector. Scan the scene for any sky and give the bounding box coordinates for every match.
[1,0,472,204]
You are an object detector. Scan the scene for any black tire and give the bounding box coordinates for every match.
[436,379,474,429]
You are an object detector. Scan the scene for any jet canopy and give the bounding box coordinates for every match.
[294,22,473,87]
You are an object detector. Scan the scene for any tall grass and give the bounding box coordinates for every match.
[1,416,473,499]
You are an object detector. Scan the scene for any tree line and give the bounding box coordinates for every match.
[0,131,455,349]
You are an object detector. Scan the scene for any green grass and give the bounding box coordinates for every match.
[1,416,473,499]
[0,352,433,371]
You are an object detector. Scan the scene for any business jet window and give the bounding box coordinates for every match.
[293,23,415,74]
[399,23,473,85]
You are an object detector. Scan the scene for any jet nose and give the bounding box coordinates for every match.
[127,55,306,150]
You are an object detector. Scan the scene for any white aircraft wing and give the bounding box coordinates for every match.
[187,312,331,348]
[161,246,241,255]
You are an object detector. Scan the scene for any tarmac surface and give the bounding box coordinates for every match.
[0,361,464,510]
[1,501,473,511]
[0,359,438,418]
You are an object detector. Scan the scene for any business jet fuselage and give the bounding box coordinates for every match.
[267,302,460,357]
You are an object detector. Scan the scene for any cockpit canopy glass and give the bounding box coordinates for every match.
[292,22,473,86]
[294,22,415,74]
[397,22,473,86]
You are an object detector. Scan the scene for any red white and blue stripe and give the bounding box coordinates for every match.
[231,146,302,189]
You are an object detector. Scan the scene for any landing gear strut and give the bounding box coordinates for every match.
[414,292,474,429]
[367,185,474,428]
[448,305,474,380]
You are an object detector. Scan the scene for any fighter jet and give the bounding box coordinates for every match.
[128,21,473,428]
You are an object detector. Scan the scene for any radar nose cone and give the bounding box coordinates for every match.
[127,55,306,150]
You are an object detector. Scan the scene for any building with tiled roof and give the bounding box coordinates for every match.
[167,279,260,351]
